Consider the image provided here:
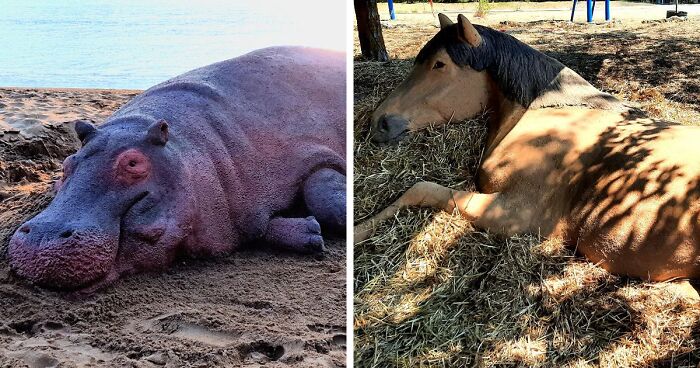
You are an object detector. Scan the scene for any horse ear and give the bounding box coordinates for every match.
[438,13,453,29]
[457,14,482,47]
[147,119,169,146]
[74,119,97,144]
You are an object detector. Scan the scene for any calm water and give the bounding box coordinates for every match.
[0,0,346,89]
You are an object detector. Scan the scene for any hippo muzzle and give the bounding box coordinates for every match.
[8,218,118,290]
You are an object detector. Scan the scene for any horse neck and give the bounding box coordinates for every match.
[483,67,625,156]
[483,79,527,156]
[530,67,622,110]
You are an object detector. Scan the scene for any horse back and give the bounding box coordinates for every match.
[480,106,700,279]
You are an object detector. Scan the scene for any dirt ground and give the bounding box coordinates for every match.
[375,1,700,24]
[0,88,346,367]
[354,13,700,368]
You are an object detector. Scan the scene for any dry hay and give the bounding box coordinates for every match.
[353,22,700,367]
[354,61,487,222]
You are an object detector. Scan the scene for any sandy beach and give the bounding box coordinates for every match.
[0,88,346,367]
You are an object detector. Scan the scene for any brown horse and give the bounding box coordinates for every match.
[355,14,700,282]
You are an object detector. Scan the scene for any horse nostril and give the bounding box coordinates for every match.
[19,225,30,234]
[379,117,390,132]
[59,230,73,238]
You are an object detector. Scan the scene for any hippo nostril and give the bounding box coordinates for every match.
[19,225,30,234]
[59,230,73,238]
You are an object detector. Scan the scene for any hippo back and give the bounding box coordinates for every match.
[104,47,346,253]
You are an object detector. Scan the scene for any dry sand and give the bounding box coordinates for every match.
[0,88,346,367]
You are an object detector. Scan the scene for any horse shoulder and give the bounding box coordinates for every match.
[478,107,623,190]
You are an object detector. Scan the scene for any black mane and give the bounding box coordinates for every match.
[416,24,566,107]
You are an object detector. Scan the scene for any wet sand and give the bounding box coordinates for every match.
[0,88,346,367]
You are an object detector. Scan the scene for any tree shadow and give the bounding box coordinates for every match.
[354,205,700,366]
[529,27,700,112]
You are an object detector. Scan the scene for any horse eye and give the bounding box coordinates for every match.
[433,61,446,69]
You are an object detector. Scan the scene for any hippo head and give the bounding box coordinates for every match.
[8,118,194,292]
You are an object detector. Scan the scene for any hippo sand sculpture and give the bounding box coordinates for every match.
[8,47,346,292]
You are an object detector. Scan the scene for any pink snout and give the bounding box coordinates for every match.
[8,220,118,290]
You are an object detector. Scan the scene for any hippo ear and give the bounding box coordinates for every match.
[147,119,169,146]
[74,119,97,144]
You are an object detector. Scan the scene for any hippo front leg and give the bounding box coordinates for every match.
[303,168,346,234]
[264,216,324,253]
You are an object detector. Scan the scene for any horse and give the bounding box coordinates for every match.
[355,14,700,282]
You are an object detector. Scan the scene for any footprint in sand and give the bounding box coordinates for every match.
[6,351,59,368]
[307,323,346,347]
[134,313,292,364]
[137,313,242,348]
[2,319,118,367]
[240,340,286,362]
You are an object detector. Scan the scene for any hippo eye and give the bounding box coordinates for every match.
[432,61,446,69]
[115,149,151,184]
[121,157,148,175]
[55,154,76,192]
[62,155,76,178]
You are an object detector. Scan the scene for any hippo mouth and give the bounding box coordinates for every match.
[8,229,119,290]
[8,191,152,292]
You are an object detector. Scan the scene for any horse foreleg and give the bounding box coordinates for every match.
[354,181,500,243]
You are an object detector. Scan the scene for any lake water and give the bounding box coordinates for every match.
[0,0,346,89]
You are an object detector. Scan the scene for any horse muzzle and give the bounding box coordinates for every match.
[371,114,409,144]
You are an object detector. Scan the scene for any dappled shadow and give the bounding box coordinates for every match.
[478,109,700,280]
[354,106,700,365]
[372,19,700,121]
[354,206,700,366]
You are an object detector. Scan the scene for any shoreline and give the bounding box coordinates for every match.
[0,86,143,93]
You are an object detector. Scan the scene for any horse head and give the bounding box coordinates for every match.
[370,14,492,143]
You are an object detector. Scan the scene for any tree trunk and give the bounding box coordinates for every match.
[354,0,389,61]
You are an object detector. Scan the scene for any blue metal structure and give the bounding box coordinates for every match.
[388,0,396,20]
[571,0,611,22]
